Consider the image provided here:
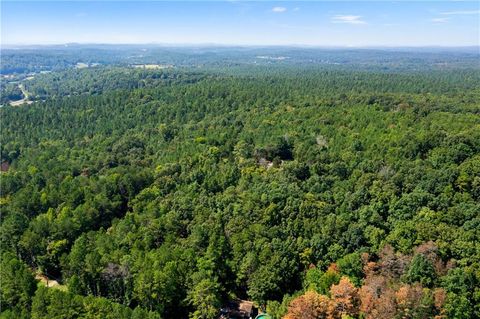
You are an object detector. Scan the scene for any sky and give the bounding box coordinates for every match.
[1,1,479,47]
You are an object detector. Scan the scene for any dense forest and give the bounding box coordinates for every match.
[1,47,479,319]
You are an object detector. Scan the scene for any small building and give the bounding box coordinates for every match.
[219,299,257,319]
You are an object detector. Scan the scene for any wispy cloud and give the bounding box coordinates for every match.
[331,15,366,25]
[431,17,449,23]
[272,7,287,13]
[440,10,480,15]
[293,7,300,12]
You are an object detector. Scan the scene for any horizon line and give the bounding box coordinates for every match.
[2,42,479,49]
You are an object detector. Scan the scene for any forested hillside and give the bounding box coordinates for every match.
[1,51,479,319]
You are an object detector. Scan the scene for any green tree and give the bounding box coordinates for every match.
[0,253,37,312]
[404,254,436,287]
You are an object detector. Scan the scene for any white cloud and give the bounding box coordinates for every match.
[440,10,480,15]
[272,7,287,13]
[293,7,300,12]
[431,17,449,23]
[331,15,366,25]
[431,18,449,23]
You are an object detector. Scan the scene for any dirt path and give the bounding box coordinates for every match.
[35,273,67,291]
[35,273,60,287]
[9,83,33,106]
[19,83,30,99]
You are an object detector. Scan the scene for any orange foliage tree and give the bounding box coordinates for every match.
[284,290,330,319]
[328,277,360,319]
[284,243,449,319]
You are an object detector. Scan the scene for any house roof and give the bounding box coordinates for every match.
[238,300,253,314]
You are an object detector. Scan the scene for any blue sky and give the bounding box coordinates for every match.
[2,1,479,46]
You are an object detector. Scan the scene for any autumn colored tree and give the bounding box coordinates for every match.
[328,277,360,319]
[284,290,330,319]
[359,273,397,319]
[377,245,410,280]
[396,284,424,317]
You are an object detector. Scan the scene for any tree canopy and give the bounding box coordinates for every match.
[1,47,479,318]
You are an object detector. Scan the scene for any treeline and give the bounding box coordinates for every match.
[0,47,126,74]
[22,68,206,100]
[3,65,480,109]
[2,46,479,75]
[1,66,479,318]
